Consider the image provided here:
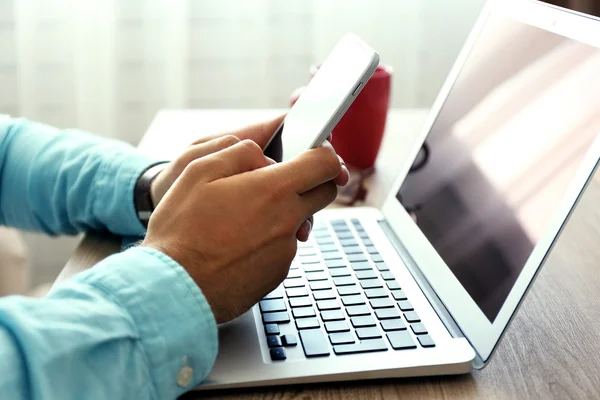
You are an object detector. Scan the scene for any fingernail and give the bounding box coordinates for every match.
[305,219,312,236]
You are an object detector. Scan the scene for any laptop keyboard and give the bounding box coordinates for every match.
[259,218,435,361]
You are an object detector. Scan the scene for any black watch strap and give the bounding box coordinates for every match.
[134,162,168,227]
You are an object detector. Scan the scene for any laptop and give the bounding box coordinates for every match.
[198,0,600,389]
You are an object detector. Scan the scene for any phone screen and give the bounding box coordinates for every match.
[264,34,378,162]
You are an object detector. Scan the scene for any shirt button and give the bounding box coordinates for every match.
[177,366,194,387]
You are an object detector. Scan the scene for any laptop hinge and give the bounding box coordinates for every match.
[378,219,486,367]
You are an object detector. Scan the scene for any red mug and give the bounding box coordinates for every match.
[291,65,392,170]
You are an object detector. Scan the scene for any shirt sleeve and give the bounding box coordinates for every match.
[0,117,162,237]
[0,246,218,400]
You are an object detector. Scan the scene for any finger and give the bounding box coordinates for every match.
[261,141,342,194]
[298,181,338,218]
[333,155,350,186]
[296,219,312,242]
[227,114,286,149]
[187,140,269,183]
[181,135,241,164]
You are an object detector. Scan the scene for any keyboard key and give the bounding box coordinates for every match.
[333,276,356,286]
[321,309,346,321]
[375,262,389,271]
[284,278,305,288]
[356,327,382,339]
[267,335,282,348]
[298,241,313,248]
[323,252,343,261]
[316,237,334,245]
[381,319,407,331]
[351,262,372,271]
[289,263,299,270]
[391,289,407,301]
[351,316,376,328]
[263,312,290,324]
[335,231,354,239]
[341,294,366,306]
[319,244,338,253]
[289,297,312,308]
[286,287,308,298]
[380,271,395,280]
[309,281,332,291]
[329,332,355,345]
[270,347,287,361]
[326,259,347,269]
[417,335,435,348]
[306,272,328,282]
[365,246,379,254]
[387,281,401,290]
[264,324,280,335]
[404,311,421,323]
[362,239,373,246]
[287,269,302,279]
[397,300,414,311]
[333,225,350,233]
[343,246,363,255]
[387,331,417,350]
[346,305,371,316]
[371,254,384,263]
[360,278,383,289]
[281,334,298,347]
[339,238,358,247]
[298,248,317,257]
[314,230,331,238]
[370,298,395,308]
[350,218,361,226]
[301,255,321,264]
[347,253,368,262]
[293,307,316,319]
[337,285,361,296]
[375,308,400,320]
[299,328,330,357]
[259,299,287,313]
[313,289,336,300]
[304,263,325,272]
[316,299,341,311]
[330,267,351,277]
[364,288,388,299]
[333,338,388,355]
[331,219,347,226]
[296,317,320,330]
[263,287,283,300]
[355,270,377,280]
[411,323,428,335]
[325,321,350,333]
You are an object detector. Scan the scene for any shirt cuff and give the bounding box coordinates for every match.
[74,246,218,398]
[92,150,163,237]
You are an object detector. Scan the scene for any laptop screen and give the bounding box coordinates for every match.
[396,13,600,322]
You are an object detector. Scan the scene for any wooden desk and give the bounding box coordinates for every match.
[58,109,600,399]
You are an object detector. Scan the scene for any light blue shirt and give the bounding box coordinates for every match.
[0,118,218,399]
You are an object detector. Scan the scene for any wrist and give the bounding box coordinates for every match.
[134,162,169,227]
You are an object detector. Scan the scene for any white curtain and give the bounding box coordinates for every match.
[0,0,484,284]
[1,0,484,144]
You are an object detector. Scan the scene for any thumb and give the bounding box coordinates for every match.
[230,114,286,149]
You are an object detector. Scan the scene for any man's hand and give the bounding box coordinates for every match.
[142,138,344,323]
[149,115,349,240]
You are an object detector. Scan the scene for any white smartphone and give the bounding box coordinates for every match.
[264,33,379,163]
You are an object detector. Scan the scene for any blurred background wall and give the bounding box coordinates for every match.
[0,0,486,287]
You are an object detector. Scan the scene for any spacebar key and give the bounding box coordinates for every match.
[299,329,330,357]
[333,339,388,355]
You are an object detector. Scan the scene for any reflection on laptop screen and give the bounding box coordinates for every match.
[396,14,600,322]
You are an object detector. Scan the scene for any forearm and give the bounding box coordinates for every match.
[0,118,160,236]
[0,247,217,400]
